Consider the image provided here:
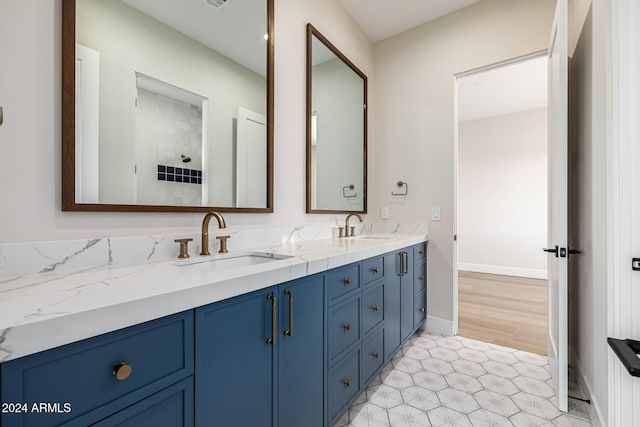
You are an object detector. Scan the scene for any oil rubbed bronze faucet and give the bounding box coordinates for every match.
[200,212,230,255]
[340,213,363,238]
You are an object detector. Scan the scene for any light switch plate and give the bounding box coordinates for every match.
[380,206,389,220]
[431,207,441,221]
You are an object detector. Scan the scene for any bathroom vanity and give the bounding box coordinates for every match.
[0,234,427,426]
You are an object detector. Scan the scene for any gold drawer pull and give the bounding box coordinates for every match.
[372,267,379,273]
[343,379,352,388]
[371,305,379,312]
[343,323,352,331]
[419,276,425,281]
[419,250,425,256]
[267,295,277,345]
[112,362,133,381]
[418,308,426,313]
[371,352,379,359]
[343,278,352,285]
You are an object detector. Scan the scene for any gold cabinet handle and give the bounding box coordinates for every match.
[419,250,425,256]
[343,278,352,285]
[371,352,379,359]
[419,276,425,281]
[112,362,133,381]
[403,251,409,275]
[371,305,379,312]
[372,267,379,273]
[343,323,352,331]
[343,379,352,388]
[267,295,276,345]
[284,290,293,337]
[418,308,426,313]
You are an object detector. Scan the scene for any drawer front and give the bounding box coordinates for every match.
[361,257,384,286]
[414,243,427,264]
[362,285,384,334]
[328,264,360,301]
[91,377,194,427]
[414,261,426,294]
[328,297,360,361]
[361,328,384,384]
[1,311,194,427]
[414,290,426,329]
[328,349,360,422]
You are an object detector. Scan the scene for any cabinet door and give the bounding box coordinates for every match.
[195,288,275,427]
[400,249,415,342]
[384,251,401,360]
[278,275,325,427]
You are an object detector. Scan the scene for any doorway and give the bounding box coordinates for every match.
[454,53,549,355]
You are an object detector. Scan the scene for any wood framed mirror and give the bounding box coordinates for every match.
[62,0,274,212]
[306,24,367,214]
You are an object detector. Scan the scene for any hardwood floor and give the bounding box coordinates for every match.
[457,271,548,355]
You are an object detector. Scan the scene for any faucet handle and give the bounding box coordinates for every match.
[216,235,231,254]
[349,226,356,237]
[338,227,345,238]
[174,238,193,259]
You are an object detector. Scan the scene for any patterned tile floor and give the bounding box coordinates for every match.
[336,332,592,427]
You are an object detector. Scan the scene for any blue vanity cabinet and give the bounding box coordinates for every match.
[195,274,326,427]
[91,377,194,427]
[277,275,325,427]
[384,243,427,361]
[0,311,194,427]
[195,287,276,427]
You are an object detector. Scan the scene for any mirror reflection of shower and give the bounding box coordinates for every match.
[133,72,208,206]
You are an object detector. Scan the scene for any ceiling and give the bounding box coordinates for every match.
[457,55,548,123]
[122,0,267,76]
[339,0,482,42]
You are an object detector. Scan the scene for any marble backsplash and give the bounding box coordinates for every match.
[0,222,428,279]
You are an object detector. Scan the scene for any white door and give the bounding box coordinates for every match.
[236,107,267,208]
[546,0,569,413]
[613,1,640,424]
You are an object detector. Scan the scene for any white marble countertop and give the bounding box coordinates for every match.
[0,233,427,362]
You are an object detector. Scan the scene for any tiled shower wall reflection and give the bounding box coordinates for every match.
[136,88,203,206]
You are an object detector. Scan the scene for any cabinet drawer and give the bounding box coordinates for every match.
[328,349,360,422]
[414,290,426,329]
[362,284,384,334]
[1,311,194,427]
[361,328,384,384]
[414,261,426,294]
[91,377,194,427]
[328,297,360,361]
[328,264,360,301]
[414,243,427,264]
[361,257,384,286]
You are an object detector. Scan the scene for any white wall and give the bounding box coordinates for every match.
[371,0,556,322]
[458,108,548,279]
[0,0,372,243]
[570,3,610,425]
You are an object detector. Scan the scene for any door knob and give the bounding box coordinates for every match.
[543,246,559,257]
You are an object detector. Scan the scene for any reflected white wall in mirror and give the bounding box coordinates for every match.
[73,0,268,208]
[307,25,367,213]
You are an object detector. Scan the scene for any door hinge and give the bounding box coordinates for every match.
[633,258,640,271]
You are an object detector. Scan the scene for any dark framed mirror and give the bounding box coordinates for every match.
[306,24,367,214]
[62,0,274,212]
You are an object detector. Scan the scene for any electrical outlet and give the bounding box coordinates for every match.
[380,206,389,220]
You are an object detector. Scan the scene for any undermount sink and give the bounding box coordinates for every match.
[175,252,293,272]
[353,235,394,240]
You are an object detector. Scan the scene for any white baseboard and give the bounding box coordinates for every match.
[572,353,606,427]
[426,316,455,336]
[458,263,548,280]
